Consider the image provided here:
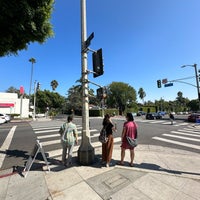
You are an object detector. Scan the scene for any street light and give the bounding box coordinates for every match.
[181,64,200,110]
[29,58,36,100]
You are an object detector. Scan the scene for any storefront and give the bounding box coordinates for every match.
[0,92,29,118]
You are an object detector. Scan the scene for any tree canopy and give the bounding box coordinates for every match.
[106,82,137,115]
[51,80,59,91]
[0,0,54,56]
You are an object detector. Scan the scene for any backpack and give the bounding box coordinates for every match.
[99,125,108,143]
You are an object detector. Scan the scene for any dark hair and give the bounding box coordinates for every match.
[67,115,73,122]
[103,114,110,126]
[126,113,134,121]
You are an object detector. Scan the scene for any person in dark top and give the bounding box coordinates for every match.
[101,114,116,167]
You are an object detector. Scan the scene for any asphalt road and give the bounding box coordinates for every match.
[0,115,199,172]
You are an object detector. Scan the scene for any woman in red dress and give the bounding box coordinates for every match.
[118,113,138,167]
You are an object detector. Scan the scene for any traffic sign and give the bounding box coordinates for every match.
[85,32,94,48]
[162,78,168,84]
[164,83,173,87]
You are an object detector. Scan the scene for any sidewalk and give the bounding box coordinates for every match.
[0,144,200,200]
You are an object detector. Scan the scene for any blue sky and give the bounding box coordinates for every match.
[1,0,200,103]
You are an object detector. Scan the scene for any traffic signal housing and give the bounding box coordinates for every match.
[36,82,41,91]
[157,80,161,88]
[93,48,104,78]
[96,87,104,100]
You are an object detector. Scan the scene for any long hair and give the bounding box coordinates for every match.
[102,114,110,126]
[126,113,134,122]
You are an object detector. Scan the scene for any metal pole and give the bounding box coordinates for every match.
[194,64,200,110]
[78,0,94,165]
[33,81,36,120]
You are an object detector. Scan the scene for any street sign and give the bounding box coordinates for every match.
[162,78,168,84]
[85,32,94,48]
[164,83,173,87]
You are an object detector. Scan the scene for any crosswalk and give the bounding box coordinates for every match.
[152,126,200,150]
[30,123,121,161]
[135,118,190,126]
[30,121,200,163]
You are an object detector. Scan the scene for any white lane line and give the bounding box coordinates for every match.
[182,128,200,133]
[173,123,189,126]
[152,136,200,150]
[37,134,60,139]
[0,126,17,169]
[33,126,60,131]
[171,131,200,138]
[47,137,122,158]
[163,133,200,142]
[35,129,59,134]
[148,121,165,124]
[35,128,98,134]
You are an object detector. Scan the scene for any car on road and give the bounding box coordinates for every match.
[146,112,162,120]
[187,113,200,122]
[0,113,11,123]
[0,117,6,124]
[137,111,146,116]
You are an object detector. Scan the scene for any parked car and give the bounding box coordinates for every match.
[146,112,162,120]
[137,111,146,116]
[0,117,6,124]
[187,113,200,122]
[0,113,11,123]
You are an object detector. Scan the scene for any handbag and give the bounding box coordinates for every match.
[99,126,108,143]
[126,136,137,147]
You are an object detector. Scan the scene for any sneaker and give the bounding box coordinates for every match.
[106,163,109,168]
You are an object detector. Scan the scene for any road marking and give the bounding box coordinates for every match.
[171,131,200,138]
[163,133,200,142]
[47,137,122,158]
[152,136,200,150]
[0,126,17,169]
[148,121,165,123]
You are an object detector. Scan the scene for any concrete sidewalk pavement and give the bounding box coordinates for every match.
[0,144,200,200]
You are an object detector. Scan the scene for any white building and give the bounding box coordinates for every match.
[0,92,29,118]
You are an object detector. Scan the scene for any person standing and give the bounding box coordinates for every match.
[101,114,116,167]
[118,113,138,167]
[59,115,78,166]
[169,112,175,125]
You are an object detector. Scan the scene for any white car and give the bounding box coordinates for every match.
[0,113,11,123]
[0,117,6,124]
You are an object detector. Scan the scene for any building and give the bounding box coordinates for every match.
[0,92,29,118]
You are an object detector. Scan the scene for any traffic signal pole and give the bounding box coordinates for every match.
[78,0,94,165]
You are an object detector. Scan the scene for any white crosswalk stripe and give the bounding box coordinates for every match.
[30,124,122,160]
[135,119,190,126]
[152,126,200,150]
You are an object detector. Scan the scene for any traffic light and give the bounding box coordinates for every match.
[93,48,104,78]
[199,70,200,81]
[96,87,104,100]
[157,80,161,88]
[36,82,40,91]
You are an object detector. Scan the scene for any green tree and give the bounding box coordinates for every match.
[51,80,58,91]
[107,82,137,115]
[0,0,54,56]
[36,90,65,113]
[138,87,146,104]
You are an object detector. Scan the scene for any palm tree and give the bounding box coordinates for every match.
[138,87,146,104]
[51,80,58,91]
[29,57,36,99]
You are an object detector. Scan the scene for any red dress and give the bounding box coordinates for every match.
[121,121,137,149]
